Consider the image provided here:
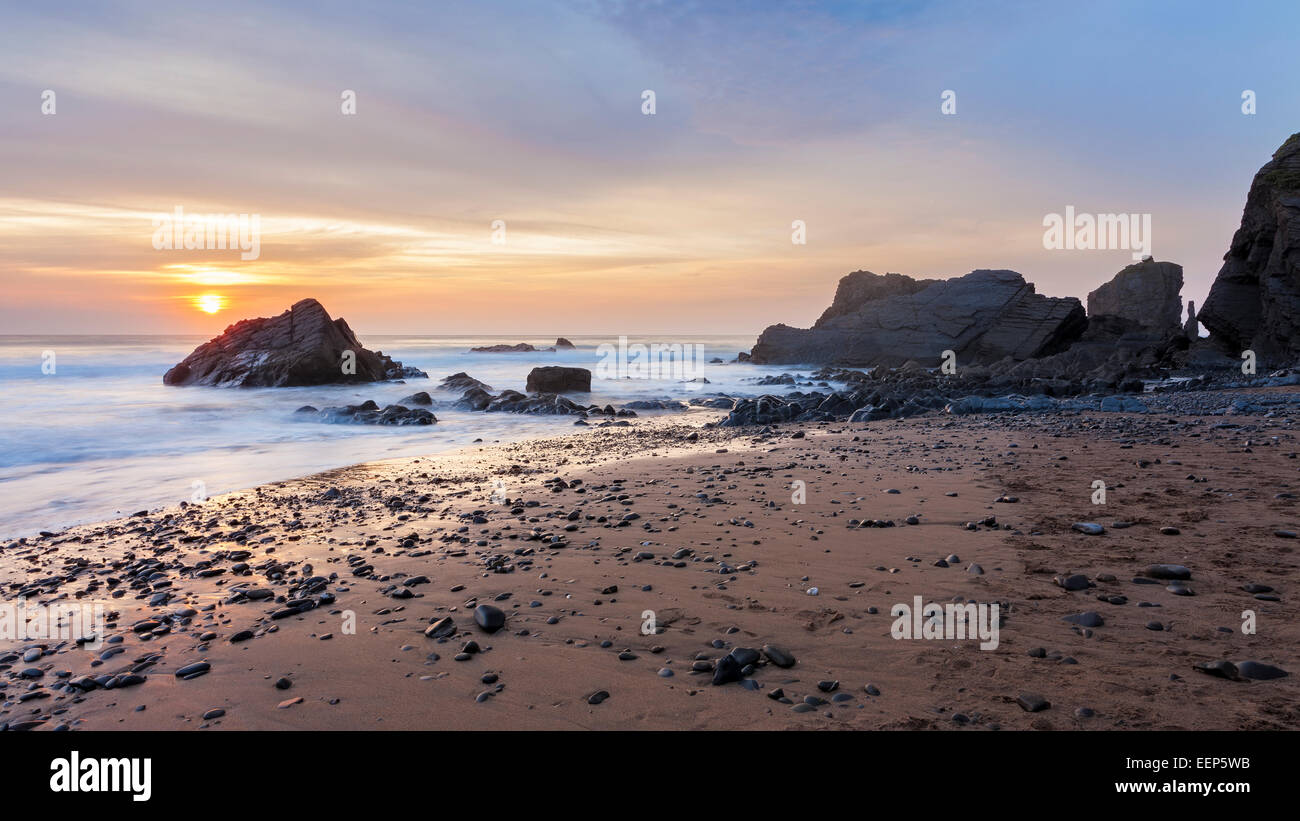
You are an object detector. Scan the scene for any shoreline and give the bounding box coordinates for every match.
[3,397,1298,730]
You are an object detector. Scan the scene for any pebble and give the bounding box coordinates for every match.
[1016,693,1051,712]
[474,604,506,633]
[1062,612,1104,628]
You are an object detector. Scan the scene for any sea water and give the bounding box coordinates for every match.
[0,334,815,538]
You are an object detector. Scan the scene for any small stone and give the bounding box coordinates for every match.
[1062,612,1104,628]
[425,617,456,639]
[1016,693,1050,712]
[761,645,796,668]
[1145,564,1192,580]
[1072,522,1104,535]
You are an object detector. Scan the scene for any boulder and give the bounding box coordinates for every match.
[438,372,492,392]
[750,269,1086,367]
[525,366,591,393]
[163,298,426,387]
[1199,132,1300,366]
[398,391,432,406]
[554,337,575,349]
[1086,259,1184,334]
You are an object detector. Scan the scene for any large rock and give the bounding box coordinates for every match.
[1086,259,1183,334]
[751,269,1086,367]
[525,366,591,393]
[1199,133,1300,365]
[812,270,937,327]
[163,299,425,387]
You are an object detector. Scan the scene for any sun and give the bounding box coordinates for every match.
[195,294,225,314]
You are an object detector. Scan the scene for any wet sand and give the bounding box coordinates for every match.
[2,402,1297,730]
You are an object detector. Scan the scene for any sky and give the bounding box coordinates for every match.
[1,0,1297,337]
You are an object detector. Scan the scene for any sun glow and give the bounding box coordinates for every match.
[195,294,225,314]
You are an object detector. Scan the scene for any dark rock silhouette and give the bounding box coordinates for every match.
[1199,132,1300,365]
[750,269,1085,367]
[1086,259,1183,334]
[163,299,425,387]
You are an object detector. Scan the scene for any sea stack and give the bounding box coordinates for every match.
[163,298,426,387]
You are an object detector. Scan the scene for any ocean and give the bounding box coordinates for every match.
[0,334,811,539]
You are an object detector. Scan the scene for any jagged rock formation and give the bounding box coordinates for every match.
[812,271,937,327]
[1185,301,1198,339]
[1086,259,1183,334]
[469,343,540,353]
[163,299,426,387]
[750,269,1086,367]
[1199,132,1300,365]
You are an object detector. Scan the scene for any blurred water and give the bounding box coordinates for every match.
[0,334,812,538]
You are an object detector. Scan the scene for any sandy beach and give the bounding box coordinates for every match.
[4,396,1296,731]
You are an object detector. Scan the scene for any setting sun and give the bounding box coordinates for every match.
[195,294,225,314]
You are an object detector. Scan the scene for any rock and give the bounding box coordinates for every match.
[1184,300,1198,339]
[711,653,744,685]
[425,617,456,639]
[1072,522,1105,535]
[554,337,575,349]
[1236,661,1288,680]
[174,662,211,679]
[762,645,797,668]
[439,372,493,392]
[525,366,591,393]
[750,269,1086,367]
[1016,693,1051,712]
[1062,612,1104,628]
[398,391,432,406]
[303,402,437,426]
[1199,132,1300,366]
[1145,564,1192,580]
[1086,259,1184,335]
[163,298,425,386]
[1055,574,1091,591]
[470,343,537,353]
[473,605,505,633]
[1194,660,1244,681]
[586,689,610,705]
